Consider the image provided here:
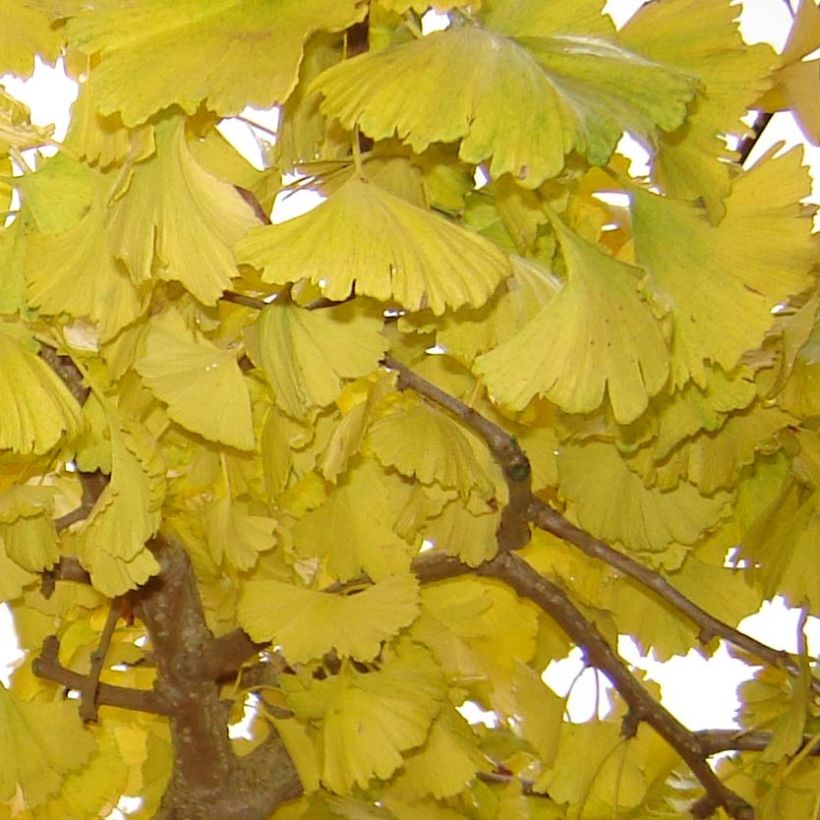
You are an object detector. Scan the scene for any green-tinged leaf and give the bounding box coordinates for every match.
[136,308,254,450]
[23,157,146,342]
[107,115,259,304]
[235,175,511,314]
[0,88,54,152]
[283,642,445,794]
[249,302,386,419]
[631,149,816,387]
[0,0,62,77]
[62,0,367,125]
[367,393,495,498]
[202,494,276,570]
[238,573,419,663]
[313,22,697,187]
[0,325,84,454]
[292,459,416,581]
[476,219,669,422]
[620,0,776,215]
[0,690,96,807]
[512,662,565,767]
[0,548,37,601]
[558,441,730,555]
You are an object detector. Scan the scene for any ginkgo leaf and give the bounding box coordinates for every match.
[202,494,276,570]
[64,84,155,169]
[0,325,84,454]
[395,707,489,799]
[292,459,416,581]
[136,309,254,451]
[235,175,511,315]
[0,548,37,601]
[313,23,697,187]
[107,115,259,305]
[0,88,54,152]
[512,662,565,767]
[62,0,367,126]
[0,515,58,573]
[283,642,445,794]
[249,302,386,419]
[476,220,670,423]
[76,420,164,595]
[238,573,419,663]
[619,0,776,215]
[0,690,96,807]
[631,149,816,387]
[0,0,62,78]
[558,441,730,556]
[23,156,146,343]
[423,493,500,567]
[367,393,495,498]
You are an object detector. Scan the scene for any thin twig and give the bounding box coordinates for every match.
[527,498,817,694]
[80,600,123,722]
[34,635,171,716]
[384,354,532,551]
[480,552,754,820]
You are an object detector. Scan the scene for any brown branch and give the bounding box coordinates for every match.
[33,635,171,716]
[383,354,532,551]
[527,498,817,693]
[694,728,820,757]
[479,552,754,820]
[79,599,123,722]
[37,344,89,405]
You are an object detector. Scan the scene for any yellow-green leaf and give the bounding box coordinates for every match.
[313,23,697,187]
[476,220,670,423]
[367,393,495,498]
[203,494,276,570]
[0,325,84,454]
[0,0,62,78]
[235,175,511,315]
[283,643,445,794]
[558,441,730,555]
[249,302,386,419]
[0,690,96,808]
[631,148,816,387]
[238,573,419,663]
[136,308,254,450]
[63,0,367,126]
[107,115,259,304]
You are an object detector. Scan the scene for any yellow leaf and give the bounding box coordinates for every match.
[235,175,511,315]
[0,0,62,78]
[283,643,445,794]
[249,302,386,419]
[136,308,254,451]
[0,88,54,152]
[558,441,730,555]
[0,548,36,601]
[76,420,164,596]
[0,690,96,808]
[63,0,367,126]
[423,493,501,567]
[368,393,495,498]
[632,148,816,387]
[512,662,565,767]
[64,84,155,169]
[313,20,697,187]
[238,573,419,663]
[107,115,259,304]
[0,325,84,454]
[203,494,276,570]
[292,459,415,581]
[395,706,489,799]
[476,220,670,423]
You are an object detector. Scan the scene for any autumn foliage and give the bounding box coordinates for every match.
[0,1,818,818]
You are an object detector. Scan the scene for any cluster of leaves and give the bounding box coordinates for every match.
[0,0,818,818]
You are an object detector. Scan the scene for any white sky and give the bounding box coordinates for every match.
[0,0,818,737]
